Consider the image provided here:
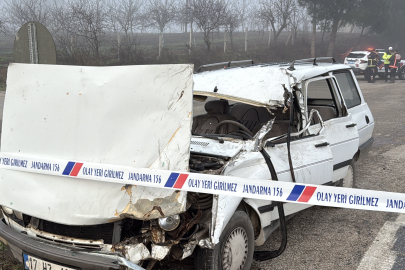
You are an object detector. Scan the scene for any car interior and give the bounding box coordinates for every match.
[192,77,344,141]
[192,98,293,140]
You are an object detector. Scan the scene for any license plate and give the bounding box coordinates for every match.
[348,61,355,64]
[23,254,77,270]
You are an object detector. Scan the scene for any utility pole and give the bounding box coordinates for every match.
[158,33,162,58]
[189,24,193,55]
[117,33,121,61]
[185,0,188,33]
[245,27,248,52]
[268,29,271,48]
[224,30,226,53]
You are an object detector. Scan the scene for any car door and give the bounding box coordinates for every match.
[333,69,374,148]
[305,76,359,182]
[223,123,334,233]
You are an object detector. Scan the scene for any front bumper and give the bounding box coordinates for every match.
[0,219,139,270]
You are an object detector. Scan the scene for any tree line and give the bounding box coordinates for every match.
[299,0,405,57]
[0,0,404,64]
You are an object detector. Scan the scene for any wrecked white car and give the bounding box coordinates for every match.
[0,59,374,270]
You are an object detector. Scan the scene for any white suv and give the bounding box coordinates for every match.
[344,51,369,78]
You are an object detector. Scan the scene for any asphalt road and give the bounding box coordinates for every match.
[0,76,405,270]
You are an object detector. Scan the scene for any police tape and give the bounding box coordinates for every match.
[1,152,405,214]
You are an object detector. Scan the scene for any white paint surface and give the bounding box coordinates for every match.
[193,65,290,107]
[3,63,193,170]
[0,63,193,224]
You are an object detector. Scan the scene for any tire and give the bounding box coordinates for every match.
[194,211,255,270]
[342,159,356,188]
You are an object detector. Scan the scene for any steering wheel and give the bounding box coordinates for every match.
[214,120,254,137]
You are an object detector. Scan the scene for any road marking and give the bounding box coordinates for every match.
[357,214,405,270]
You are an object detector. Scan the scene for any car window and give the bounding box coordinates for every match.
[306,78,340,125]
[333,71,361,109]
[347,53,366,58]
[306,79,333,100]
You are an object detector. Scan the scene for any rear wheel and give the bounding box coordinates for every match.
[194,211,254,270]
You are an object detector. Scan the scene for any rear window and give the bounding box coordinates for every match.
[347,53,366,59]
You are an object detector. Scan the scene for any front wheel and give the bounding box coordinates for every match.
[194,211,255,270]
[342,159,356,188]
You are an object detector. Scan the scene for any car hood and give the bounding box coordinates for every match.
[0,63,193,224]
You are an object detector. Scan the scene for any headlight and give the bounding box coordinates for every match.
[158,215,180,231]
[14,211,23,220]
[1,206,13,215]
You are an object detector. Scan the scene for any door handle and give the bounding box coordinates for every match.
[315,142,330,148]
[346,123,357,128]
[365,115,370,124]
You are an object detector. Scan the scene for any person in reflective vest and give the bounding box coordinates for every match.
[383,47,394,82]
[389,49,402,83]
[366,49,379,83]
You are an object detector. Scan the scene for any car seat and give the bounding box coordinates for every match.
[192,100,239,135]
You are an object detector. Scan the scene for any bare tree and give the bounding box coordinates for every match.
[50,1,74,53]
[0,17,6,35]
[234,0,250,31]
[177,0,191,33]
[223,0,250,50]
[190,0,229,51]
[108,0,143,37]
[70,0,109,59]
[107,0,144,63]
[258,0,295,44]
[223,2,240,50]
[146,0,177,34]
[3,0,50,31]
[289,1,304,45]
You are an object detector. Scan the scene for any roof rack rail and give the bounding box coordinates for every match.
[196,59,254,73]
[295,57,337,65]
[280,57,338,68]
